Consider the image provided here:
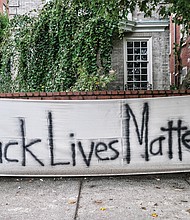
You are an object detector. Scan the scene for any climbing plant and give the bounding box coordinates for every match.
[0,13,9,71]
[0,0,189,92]
[0,13,8,43]
[0,0,121,92]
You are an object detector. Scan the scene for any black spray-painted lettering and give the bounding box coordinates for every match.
[48,111,70,166]
[0,102,190,168]
[4,141,19,163]
[95,142,109,161]
[108,140,119,160]
[124,103,190,163]
[20,119,44,166]
[150,136,165,156]
[0,142,2,163]
[182,131,190,149]
[125,103,149,164]
[78,141,95,167]
[70,133,76,166]
[70,133,119,166]
[161,120,188,161]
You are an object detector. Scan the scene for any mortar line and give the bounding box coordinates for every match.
[74,179,83,220]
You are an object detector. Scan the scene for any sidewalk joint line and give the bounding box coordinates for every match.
[74,179,83,220]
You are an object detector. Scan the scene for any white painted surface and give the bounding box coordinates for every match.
[0,96,190,176]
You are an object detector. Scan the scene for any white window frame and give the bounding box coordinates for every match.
[123,37,153,90]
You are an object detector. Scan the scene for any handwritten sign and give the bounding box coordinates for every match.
[0,96,190,176]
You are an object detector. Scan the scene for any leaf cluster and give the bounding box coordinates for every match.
[0,13,9,43]
[0,0,189,93]
[0,0,119,92]
[0,13,9,71]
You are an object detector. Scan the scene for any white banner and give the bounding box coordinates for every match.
[0,96,190,176]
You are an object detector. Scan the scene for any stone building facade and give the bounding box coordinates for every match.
[9,0,44,17]
[111,9,170,90]
[8,1,170,90]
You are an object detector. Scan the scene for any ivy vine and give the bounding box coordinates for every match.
[0,13,9,72]
[0,0,189,92]
[0,0,121,92]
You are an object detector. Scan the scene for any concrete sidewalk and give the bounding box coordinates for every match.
[0,173,190,220]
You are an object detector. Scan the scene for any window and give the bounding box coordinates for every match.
[124,38,152,90]
[3,4,7,14]
[180,66,187,84]
[180,24,187,42]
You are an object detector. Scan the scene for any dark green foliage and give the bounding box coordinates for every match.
[0,0,119,92]
[0,13,9,72]
[0,0,189,92]
[0,13,8,42]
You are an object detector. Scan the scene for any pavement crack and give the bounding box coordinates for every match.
[74,179,83,220]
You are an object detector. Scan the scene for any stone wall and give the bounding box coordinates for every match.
[111,29,170,90]
[9,0,44,17]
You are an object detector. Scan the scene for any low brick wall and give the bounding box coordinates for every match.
[0,90,190,100]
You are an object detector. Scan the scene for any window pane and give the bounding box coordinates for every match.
[141,82,147,89]
[141,42,147,47]
[127,82,133,90]
[134,48,140,54]
[134,62,140,67]
[142,69,147,74]
[141,55,147,61]
[141,75,147,81]
[134,68,140,74]
[134,82,140,89]
[134,42,140,47]
[127,42,133,47]
[127,62,133,68]
[134,75,140,81]
[127,55,133,61]
[127,75,133,81]
[128,69,133,74]
[134,55,140,61]
[127,49,133,54]
[141,48,147,54]
[141,62,147,67]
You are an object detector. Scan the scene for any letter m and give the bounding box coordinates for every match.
[125,102,149,164]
